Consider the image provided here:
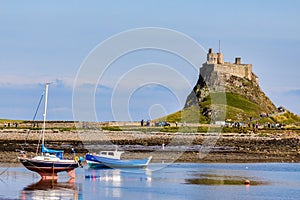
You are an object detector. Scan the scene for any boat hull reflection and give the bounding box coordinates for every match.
[21,178,82,200]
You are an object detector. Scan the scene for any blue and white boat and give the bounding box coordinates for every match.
[86,150,152,169]
[19,144,81,179]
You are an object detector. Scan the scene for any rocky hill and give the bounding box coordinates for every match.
[184,72,277,122]
[164,48,299,124]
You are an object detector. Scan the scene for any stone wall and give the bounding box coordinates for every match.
[202,48,258,85]
[200,62,255,84]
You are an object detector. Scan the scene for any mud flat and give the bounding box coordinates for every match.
[0,128,300,163]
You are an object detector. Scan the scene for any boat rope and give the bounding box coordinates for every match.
[22,92,44,152]
[35,130,43,156]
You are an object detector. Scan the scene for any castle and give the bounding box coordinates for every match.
[184,47,278,119]
[200,48,258,85]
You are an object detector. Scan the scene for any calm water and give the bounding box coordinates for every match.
[0,163,300,200]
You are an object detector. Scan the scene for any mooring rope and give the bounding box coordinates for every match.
[22,92,44,152]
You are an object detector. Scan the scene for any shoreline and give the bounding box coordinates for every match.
[1,128,300,163]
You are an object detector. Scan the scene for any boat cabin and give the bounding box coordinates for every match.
[96,150,124,160]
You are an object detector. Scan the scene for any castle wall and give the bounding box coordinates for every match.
[201,63,253,82]
[200,64,214,80]
[201,48,258,85]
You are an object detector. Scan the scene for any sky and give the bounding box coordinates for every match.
[0,0,299,121]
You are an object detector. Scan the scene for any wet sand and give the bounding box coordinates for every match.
[1,128,300,163]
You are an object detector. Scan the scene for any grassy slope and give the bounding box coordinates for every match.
[160,92,300,125]
[0,119,24,123]
[161,105,207,123]
[270,111,300,125]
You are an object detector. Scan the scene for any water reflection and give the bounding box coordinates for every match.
[2,163,298,200]
[85,168,152,198]
[21,178,82,200]
[185,173,267,186]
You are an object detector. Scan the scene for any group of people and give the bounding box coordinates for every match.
[3,122,18,128]
[250,123,259,129]
[140,119,150,126]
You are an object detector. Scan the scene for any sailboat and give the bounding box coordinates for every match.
[18,83,82,179]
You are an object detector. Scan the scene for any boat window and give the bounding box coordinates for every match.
[101,152,107,155]
[108,152,114,156]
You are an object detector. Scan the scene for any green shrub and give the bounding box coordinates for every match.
[101,126,122,131]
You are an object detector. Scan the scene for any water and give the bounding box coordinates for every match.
[0,163,300,199]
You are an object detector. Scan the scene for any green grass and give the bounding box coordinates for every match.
[224,93,262,114]
[98,125,206,133]
[0,119,24,123]
[158,92,300,125]
[204,92,262,116]
[271,111,300,124]
[160,92,264,124]
[156,105,208,124]
[101,126,122,131]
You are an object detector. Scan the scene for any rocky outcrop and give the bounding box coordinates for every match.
[184,49,277,121]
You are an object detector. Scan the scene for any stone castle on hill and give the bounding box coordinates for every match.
[184,47,277,118]
[200,48,258,86]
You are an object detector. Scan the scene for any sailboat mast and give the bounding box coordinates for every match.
[42,83,49,150]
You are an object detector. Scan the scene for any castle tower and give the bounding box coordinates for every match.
[217,52,224,64]
[207,48,217,64]
[235,57,241,64]
[206,48,224,64]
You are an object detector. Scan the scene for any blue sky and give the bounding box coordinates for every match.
[0,0,299,121]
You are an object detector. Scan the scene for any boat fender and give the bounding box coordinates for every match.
[74,156,79,162]
[79,156,85,162]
